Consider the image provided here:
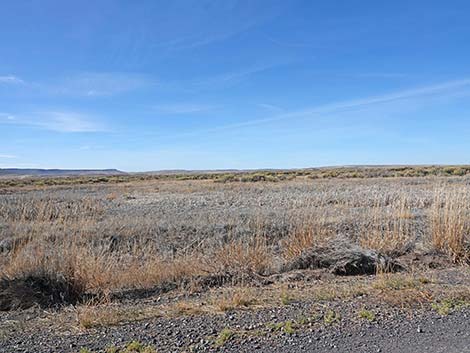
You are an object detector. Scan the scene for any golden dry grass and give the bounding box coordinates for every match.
[359,194,415,256]
[431,186,470,263]
[1,177,469,308]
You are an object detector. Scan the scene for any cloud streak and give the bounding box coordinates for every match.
[33,112,105,132]
[153,103,216,115]
[159,64,279,93]
[0,75,24,84]
[145,78,470,139]
[53,73,152,97]
[0,111,106,133]
[47,72,154,97]
[214,78,470,130]
[0,72,154,97]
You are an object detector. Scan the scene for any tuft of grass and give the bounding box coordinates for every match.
[280,288,293,306]
[124,341,157,353]
[172,301,204,316]
[208,236,273,276]
[283,320,295,334]
[359,194,414,256]
[215,328,234,347]
[214,288,257,312]
[324,310,341,325]
[76,304,162,329]
[432,298,470,316]
[281,218,333,260]
[358,308,375,321]
[431,186,470,263]
[125,341,144,352]
[78,342,157,353]
[373,273,422,291]
[267,321,296,334]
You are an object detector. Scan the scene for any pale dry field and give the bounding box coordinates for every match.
[1,175,470,352]
[1,175,469,305]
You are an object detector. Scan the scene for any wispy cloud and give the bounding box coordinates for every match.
[0,113,16,121]
[0,75,24,85]
[257,103,284,112]
[0,72,153,97]
[32,111,106,132]
[216,78,470,130]
[0,154,16,159]
[155,26,252,52]
[78,145,92,151]
[160,64,278,93]
[153,103,216,115]
[267,36,318,48]
[147,78,470,139]
[50,72,154,97]
[0,75,24,84]
[348,72,407,79]
[192,65,273,89]
[150,2,285,53]
[0,111,106,133]
[1,65,276,98]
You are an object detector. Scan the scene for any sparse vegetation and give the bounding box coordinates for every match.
[431,296,470,316]
[358,308,376,321]
[431,186,470,263]
[213,288,258,312]
[76,342,157,353]
[1,173,469,313]
[2,165,470,190]
[214,328,234,346]
[324,309,341,325]
[267,320,296,334]
[373,273,423,291]
[280,287,293,305]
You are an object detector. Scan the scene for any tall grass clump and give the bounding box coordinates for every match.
[206,236,273,276]
[359,194,415,256]
[431,186,470,263]
[281,216,333,260]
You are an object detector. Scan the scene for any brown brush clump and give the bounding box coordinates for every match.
[3,241,204,296]
[281,219,333,261]
[0,271,84,311]
[359,194,415,256]
[206,236,273,276]
[431,186,470,263]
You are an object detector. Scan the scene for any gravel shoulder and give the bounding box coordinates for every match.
[1,267,469,353]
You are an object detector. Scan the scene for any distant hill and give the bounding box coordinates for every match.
[0,168,126,177]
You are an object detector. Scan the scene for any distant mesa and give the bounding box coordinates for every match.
[0,168,126,177]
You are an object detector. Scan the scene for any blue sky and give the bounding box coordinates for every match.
[1,0,470,171]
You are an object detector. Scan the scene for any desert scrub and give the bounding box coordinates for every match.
[2,175,470,311]
[431,186,470,263]
[359,193,415,256]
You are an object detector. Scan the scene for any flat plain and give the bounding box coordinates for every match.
[0,168,469,352]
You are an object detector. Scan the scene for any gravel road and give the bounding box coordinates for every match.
[1,303,469,353]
